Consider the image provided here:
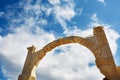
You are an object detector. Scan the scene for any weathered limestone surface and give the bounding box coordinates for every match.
[18,26,120,80]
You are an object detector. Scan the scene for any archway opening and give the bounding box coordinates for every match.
[36,43,104,80]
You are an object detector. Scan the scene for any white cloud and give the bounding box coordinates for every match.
[98,0,106,5]
[48,0,60,5]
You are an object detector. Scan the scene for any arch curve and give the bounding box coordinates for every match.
[41,36,97,56]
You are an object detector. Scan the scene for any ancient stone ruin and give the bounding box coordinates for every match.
[18,26,120,80]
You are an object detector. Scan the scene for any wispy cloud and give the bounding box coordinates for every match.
[89,13,108,27]
[48,0,60,5]
[98,0,106,5]
[48,0,76,31]
[76,8,83,15]
[0,12,4,17]
[54,5,75,30]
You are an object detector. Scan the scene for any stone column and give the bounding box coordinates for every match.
[93,27,120,80]
[18,46,36,80]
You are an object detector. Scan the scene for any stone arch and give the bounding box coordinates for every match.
[18,26,120,80]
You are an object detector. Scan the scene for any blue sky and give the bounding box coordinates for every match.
[0,0,120,80]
